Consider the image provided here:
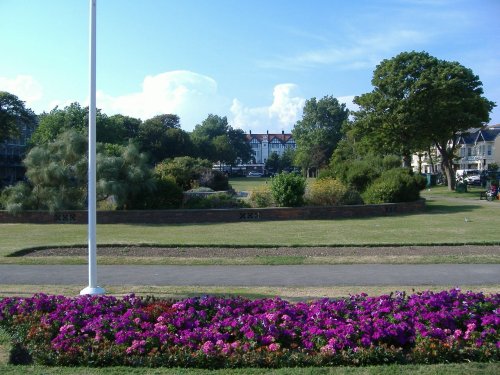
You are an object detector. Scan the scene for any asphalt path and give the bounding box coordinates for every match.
[1,264,499,286]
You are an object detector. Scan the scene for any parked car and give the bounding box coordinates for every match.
[465,174,481,186]
[247,171,264,177]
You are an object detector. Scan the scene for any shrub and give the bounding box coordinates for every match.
[363,168,425,204]
[142,176,183,209]
[198,169,230,191]
[305,177,361,206]
[183,192,249,209]
[270,172,306,207]
[249,186,275,208]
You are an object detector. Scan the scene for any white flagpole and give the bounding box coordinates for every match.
[81,0,105,295]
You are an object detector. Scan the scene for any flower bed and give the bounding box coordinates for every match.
[0,290,498,368]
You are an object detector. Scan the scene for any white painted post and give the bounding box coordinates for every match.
[81,0,105,295]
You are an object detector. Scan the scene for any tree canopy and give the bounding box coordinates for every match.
[353,51,495,189]
[191,114,251,164]
[0,91,37,143]
[292,95,349,174]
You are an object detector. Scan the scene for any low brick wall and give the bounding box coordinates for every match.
[0,200,425,224]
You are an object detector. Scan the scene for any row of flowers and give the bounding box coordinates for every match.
[0,289,499,368]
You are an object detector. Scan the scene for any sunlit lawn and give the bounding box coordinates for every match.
[1,195,499,260]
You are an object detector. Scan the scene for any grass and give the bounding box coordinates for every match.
[1,198,499,261]
[0,362,498,375]
[228,177,271,192]
[3,254,499,266]
[1,284,499,300]
[0,185,499,372]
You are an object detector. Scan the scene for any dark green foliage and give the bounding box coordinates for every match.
[183,192,248,209]
[155,157,213,191]
[293,95,349,172]
[353,51,495,190]
[96,142,156,209]
[270,172,306,207]
[198,169,230,191]
[363,168,425,204]
[0,91,37,143]
[138,175,183,209]
[191,114,252,164]
[136,114,194,164]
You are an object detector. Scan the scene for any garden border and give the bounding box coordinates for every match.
[0,199,425,224]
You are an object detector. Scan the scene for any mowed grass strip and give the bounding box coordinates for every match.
[0,362,498,375]
[1,284,499,300]
[2,254,499,266]
[1,198,500,259]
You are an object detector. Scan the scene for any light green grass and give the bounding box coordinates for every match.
[1,284,498,300]
[3,254,499,266]
[229,177,271,192]
[1,198,499,260]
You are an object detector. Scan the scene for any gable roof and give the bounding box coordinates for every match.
[246,133,294,143]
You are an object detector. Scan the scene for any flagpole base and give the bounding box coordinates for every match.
[80,286,106,295]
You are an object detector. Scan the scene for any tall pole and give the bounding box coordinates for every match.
[81,0,105,295]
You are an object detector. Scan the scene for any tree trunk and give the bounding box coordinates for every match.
[441,153,455,191]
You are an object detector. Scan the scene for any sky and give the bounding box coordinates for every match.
[1,0,499,134]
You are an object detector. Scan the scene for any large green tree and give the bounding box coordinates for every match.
[136,114,193,164]
[30,102,110,146]
[292,96,349,175]
[97,114,141,145]
[353,51,495,190]
[191,114,251,164]
[0,91,37,142]
[2,130,154,212]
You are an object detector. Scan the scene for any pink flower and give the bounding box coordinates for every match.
[268,343,280,352]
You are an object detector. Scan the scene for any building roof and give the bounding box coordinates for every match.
[246,133,294,143]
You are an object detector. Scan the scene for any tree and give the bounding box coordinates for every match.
[3,130,155,212]
[97,114,141,145]
[30,102,110,146]
[353,51,495,190]
[292,96,349,175]
[96,142,155,209]
[136,114,193,164]
[191,114,251,164]
[155,156,212,190]
[0,91,37,143]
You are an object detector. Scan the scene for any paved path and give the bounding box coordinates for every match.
[1,264,499,286]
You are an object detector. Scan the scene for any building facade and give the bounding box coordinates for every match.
[0,123,36,187]
[246,131,296,164]
[411,124,500,174]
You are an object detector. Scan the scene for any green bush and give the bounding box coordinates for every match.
[183,192,249,209]
[140,175,183,209]
[249,186,275,208]
[198,169,230,191]
[363,168,425,204]
[270,172,306,207]
[306,177,354,206]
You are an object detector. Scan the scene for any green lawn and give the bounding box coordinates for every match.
[1,198,499,260]
[229,176,271,192]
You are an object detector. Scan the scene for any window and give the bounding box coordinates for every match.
[488,145,492,156]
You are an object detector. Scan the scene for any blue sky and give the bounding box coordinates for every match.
[1,0,499,133]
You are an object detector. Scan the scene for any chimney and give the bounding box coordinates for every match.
[249,130,252,135]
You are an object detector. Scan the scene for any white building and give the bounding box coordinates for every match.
[246,131,296,164]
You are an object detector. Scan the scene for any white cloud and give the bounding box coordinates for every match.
[336,95,359,113]
[0,75,43,106]
[96,70,224,130]
[230,84,305,134]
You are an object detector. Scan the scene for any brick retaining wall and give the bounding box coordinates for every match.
[0,200,425,224]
